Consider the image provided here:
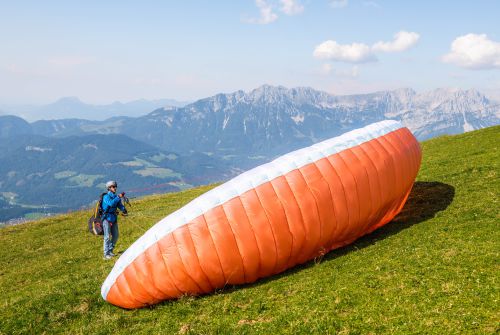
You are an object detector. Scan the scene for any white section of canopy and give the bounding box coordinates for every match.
[102,120,404,300]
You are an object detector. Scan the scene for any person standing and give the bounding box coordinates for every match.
[102,180,127,260]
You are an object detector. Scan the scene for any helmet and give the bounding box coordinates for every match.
[106,180,118,190]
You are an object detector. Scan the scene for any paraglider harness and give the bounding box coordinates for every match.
[87,192,130,236]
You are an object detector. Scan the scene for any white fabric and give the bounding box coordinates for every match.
[102,120,404,300]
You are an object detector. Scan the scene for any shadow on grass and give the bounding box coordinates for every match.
[232,182,453,291]
[153,181,455,307]
[328,180,456,258]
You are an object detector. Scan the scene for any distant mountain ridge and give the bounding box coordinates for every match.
[2,85,499,148]
[10,85,497,154]
[0,97,191,121]
[0,115,33,138]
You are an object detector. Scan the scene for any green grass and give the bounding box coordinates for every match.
[168,181,194,190]
[23,213,51,220]
[149,153,168,163]
[133,167,182,179]
[1,126,499,334]
[67,174,104,188]
[118,160,145,167]
[54,171,77,179]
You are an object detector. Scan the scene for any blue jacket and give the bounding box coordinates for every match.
[102,191,126,223]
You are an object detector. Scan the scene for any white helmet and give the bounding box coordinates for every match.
[106,180,118,190]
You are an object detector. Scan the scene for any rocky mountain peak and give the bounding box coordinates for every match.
[11,85,498,158]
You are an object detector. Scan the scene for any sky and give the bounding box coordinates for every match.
[0,0,499,105]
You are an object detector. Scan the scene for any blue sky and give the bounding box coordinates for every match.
[0,0,499,104]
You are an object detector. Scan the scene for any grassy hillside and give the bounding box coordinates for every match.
[1,126,498,334]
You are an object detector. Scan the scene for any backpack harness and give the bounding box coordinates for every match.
[88,192,114,235]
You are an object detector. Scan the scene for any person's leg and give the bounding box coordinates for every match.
[103,220,112,257]
[110,222,119,254]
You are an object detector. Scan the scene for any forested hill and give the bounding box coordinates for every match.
[0,133,232,222]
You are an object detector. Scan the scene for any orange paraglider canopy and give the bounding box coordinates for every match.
[102,120,422,308]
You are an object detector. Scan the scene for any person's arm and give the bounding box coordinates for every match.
[103,193,122,209]
[117,193,127,214]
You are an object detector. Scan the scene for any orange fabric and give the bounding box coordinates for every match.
[105,126,422,308]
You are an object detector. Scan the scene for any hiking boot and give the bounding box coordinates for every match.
[103,254,113,260]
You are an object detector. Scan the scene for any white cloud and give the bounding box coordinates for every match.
[245,0,278,24]
[314,31,420,65]
[313,40,376,63]
[442,33,500,70]
[330,0,348,8]
[280,0,304,15]
[372,31,420,52]
[245,0,302,24]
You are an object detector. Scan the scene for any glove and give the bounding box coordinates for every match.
[119,192,125,198]
[122,209,128,216]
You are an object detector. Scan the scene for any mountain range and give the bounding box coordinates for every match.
[1,85,499,222]
[0,97,190,122]
[5,85,499,154]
